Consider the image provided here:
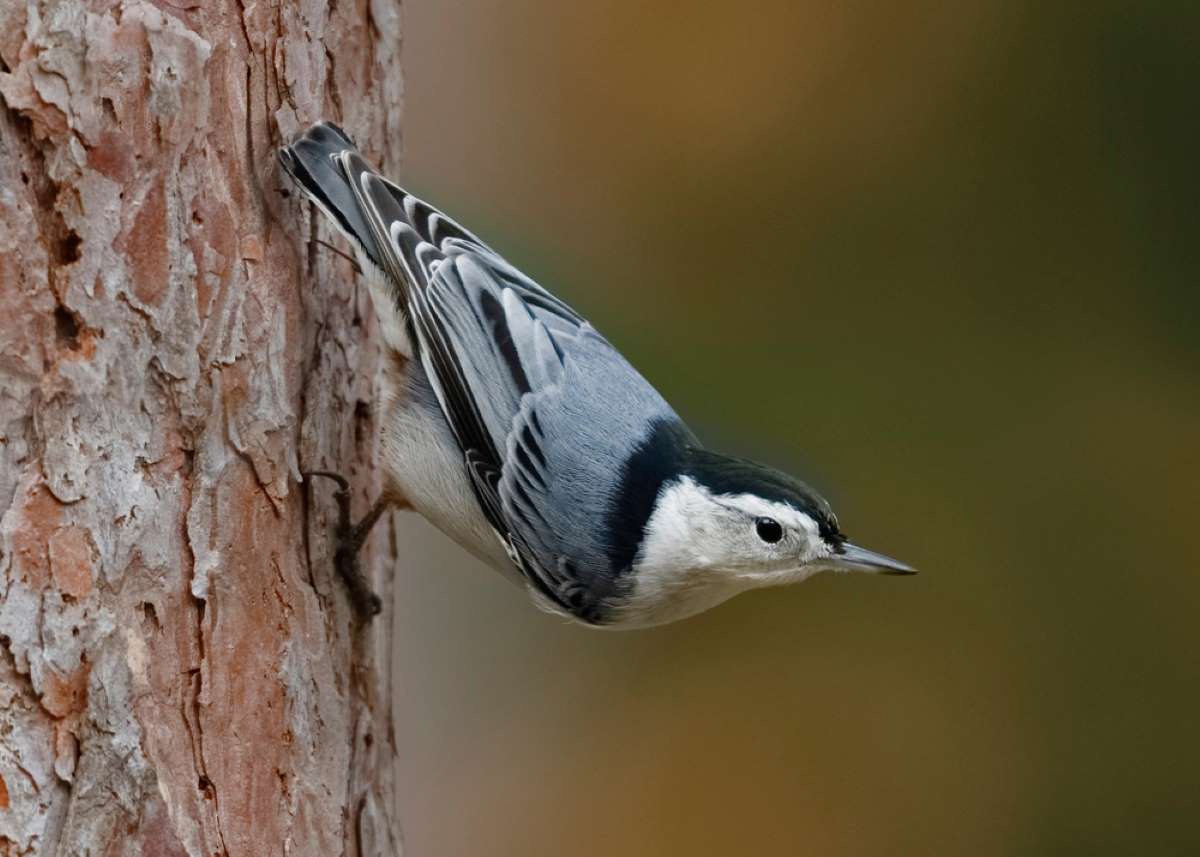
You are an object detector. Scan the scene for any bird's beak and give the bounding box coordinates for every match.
[828,543,916,575]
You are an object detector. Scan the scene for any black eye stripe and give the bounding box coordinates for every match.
[755,517,784,544]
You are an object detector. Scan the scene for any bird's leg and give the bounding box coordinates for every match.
[304,471,405,620]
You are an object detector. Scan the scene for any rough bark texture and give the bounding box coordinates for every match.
[0,1,404,854]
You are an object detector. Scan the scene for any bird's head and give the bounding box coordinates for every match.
[622,448,913,625]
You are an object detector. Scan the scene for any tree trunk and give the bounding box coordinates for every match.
[0,1,404,854]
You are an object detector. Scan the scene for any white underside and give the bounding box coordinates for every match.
[378,359,521,583]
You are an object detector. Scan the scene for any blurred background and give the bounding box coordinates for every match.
[390,1,1200,855]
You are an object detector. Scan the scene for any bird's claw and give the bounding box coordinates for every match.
[304,470,389,620]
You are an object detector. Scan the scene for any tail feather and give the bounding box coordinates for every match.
[278,122,385,269]
[279,122,413,352]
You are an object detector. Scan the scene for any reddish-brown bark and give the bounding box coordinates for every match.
[0,1,403,853]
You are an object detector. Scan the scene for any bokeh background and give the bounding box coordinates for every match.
[390,2,1200,855]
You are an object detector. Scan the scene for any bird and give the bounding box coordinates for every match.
[279,121,914,629]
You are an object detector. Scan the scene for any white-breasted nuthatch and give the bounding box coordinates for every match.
[280,122,914,628]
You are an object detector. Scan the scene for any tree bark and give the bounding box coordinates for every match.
[0,1,404,854]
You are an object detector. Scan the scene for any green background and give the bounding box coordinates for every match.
[392,2,1200,854]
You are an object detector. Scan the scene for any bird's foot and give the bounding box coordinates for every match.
[304,471,401,620]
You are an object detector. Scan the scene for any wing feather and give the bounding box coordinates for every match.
[319,141,677,620]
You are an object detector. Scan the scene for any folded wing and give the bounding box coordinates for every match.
[304,128,682,621]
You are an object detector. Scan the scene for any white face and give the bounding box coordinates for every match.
[619,477,835,627]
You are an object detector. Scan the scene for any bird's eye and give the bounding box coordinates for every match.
[755,517,784,544]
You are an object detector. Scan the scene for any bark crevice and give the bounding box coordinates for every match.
[0,1,404,853]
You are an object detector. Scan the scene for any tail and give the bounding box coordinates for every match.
[280,122,421,352]
[277,122,386,269]
[279,121,498,355]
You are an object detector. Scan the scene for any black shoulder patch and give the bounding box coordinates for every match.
[685,448,844,544]
[604,418,697,574]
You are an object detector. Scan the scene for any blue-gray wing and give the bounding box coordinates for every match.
[340,156,681,618]
[492,318,684,620]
